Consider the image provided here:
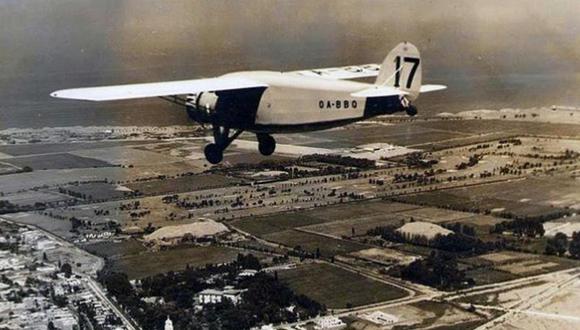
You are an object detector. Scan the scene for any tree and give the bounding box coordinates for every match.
[60,263,72,278]
[545,232,568,256]
[569,232,580,259]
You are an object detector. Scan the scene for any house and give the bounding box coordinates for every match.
[194,286,246,305]
[238,269,258,277]
[313,316,346,330]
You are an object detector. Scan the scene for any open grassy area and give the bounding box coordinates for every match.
[264,230,368,257]
[125,174,241,196]
[2,153,112,170]
[109,245,243,279]
[305,123,466,149]
[279,263,408,309]
[230,200,419,237]
[0,141,153,156]
[299,213,406,237]
[83,239,147,259]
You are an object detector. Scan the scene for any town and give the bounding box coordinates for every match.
[1,106,580,329]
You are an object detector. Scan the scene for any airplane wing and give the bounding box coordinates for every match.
[50,77,268,101]
[291,63,380,80]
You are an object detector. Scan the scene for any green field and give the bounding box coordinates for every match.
[263,230,368,257]
[300,213,406,237]
[83,239,147,259]
[3,153,112,170]
[126,174,240,196]
[109,245,243,279]
[279,263,408,309]
[231,200,419,236]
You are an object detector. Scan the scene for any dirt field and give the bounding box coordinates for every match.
[278,262,408,309]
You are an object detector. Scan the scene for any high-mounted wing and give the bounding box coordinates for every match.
[51,77,268,101]
[291,63,380,80]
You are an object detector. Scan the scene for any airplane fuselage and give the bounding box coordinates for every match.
[187,71,406,134]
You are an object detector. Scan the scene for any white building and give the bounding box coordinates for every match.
[360,311,399,326]
[194,287,246,305]
[238,269,258,277]
[164,316,174,330]
[313,316,346,330]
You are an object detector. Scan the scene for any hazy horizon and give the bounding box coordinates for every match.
[0,0,578,128]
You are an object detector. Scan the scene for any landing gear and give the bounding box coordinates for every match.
[203,125,244,164]
[257,133,276,156]
[204,144,223,164]
[406,105,418,117]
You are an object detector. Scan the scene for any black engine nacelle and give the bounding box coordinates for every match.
[186,92,219,124]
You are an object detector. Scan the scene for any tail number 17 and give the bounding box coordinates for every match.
[394,56,420,89]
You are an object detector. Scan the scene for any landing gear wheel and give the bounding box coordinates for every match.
[406,105,418,117]
[204,143,223,164]
[257,134,276,156]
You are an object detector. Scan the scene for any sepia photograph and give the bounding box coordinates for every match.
[0,1,579,329]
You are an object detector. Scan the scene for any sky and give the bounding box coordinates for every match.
[0,0,578,128]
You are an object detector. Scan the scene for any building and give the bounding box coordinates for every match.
[194,287,246,305]
[313,316,346,330]
[238,269,258,277]
[145,220,228,245]
[360,311,399,326]
[396,221,453,240]
[164,316,174,330]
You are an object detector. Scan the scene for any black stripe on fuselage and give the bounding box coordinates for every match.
[363,95,405,117]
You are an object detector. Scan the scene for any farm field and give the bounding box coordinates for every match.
[417,120,580,137]
[0,212,74,239]
[83,239,147,259]
[278,262,408,309]
[0,140,153,156]
[109,245,243,279]
[304,123,468,149]
[0,190,74,206]
[126,174,240,196]
[298,213,406,238]
[393,186,569,220]
[461,251,580,285]
[263,230,368,257]
[231,200,420,237]
[2,153,112,170]
[61,182,131,201]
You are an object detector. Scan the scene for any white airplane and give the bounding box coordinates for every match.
[51,42,445,164]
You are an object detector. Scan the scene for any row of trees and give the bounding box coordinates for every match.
[491,219,545,238]
[393,252,473,290]
[545,232,580,258]
[368,225,496,255]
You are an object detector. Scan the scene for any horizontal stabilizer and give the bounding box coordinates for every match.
[51,77,268,101]
[351,86,408,98]
[420,84,447,93]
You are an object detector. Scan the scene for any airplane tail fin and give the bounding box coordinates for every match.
[376,42,422,100]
